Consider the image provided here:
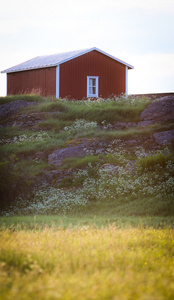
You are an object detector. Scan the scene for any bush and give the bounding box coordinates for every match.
[0,160,14,209]
[136,152,174,172]
[0,156,34,211]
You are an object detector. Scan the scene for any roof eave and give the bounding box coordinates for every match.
[1,63,57,74]
[93,47,134,69]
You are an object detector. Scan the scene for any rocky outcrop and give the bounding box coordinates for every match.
[0,100,35,120]
[139,95,174,125]
[48,145,87,166]
[45,96,174,167]
[1,95,173,188]
[1,96,174,169]
[48,138,107,166]
[153,130,174,145]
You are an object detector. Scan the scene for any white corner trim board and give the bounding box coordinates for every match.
[125,66,128,95]
[56,65,60,98]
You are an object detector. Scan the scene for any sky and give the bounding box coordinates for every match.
[0,0,174,96]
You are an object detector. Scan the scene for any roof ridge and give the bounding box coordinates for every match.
[37,47,92,57]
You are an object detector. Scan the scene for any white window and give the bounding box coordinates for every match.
[87,76,99,97]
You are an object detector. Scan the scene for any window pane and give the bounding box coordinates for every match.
[92,78,96,86]
[89,78,96,87]
[89,79,93,86]
[93,87,96,94]
[89,87,93,94]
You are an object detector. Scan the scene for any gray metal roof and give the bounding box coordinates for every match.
[1,47,134,73]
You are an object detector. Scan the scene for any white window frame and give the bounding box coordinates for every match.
[87,76,99,97]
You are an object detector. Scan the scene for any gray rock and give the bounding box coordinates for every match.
[48,145,87,166]
[0,100,35,120]
[113,122,137,130]
[114,122,127,129]
[125,139,139,145]
[126,122,137,128]
[153,130,174,145]
[137,121,155,127]
[48,137,109,166]
[140,96,174,123]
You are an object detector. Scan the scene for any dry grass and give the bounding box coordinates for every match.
[0,226,173,299]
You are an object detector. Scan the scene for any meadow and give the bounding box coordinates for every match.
[0,94,174,299]
[0,226,174,300]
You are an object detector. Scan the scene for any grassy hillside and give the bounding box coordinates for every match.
[0,95,174,225]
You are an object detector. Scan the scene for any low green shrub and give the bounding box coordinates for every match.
[14,159,49,177]
[0,156,34,211]
[57,176,74,188]
[136,151,174,172]
[0,160,14,209]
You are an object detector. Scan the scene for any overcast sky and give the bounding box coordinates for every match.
[0,0,174,96]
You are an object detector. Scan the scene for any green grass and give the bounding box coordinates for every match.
[0,94,173,299]
[0,226,173,300]
[136,152,174,172]
[0,125,159,160]
[14,159,50,176]
[0,214,174,230]
[57,102,149,124]
[0,94,45,105]
[61,155,101,170]
[35,119,73,132]
[0,95,173,218]
[0,127,32,139]
[0,130,67,157]
[21,96,152,124]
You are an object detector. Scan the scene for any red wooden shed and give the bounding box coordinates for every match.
[1,48,134,99]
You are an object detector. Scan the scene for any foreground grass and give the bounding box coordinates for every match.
[0,215,174,230]
[0,226,173,300]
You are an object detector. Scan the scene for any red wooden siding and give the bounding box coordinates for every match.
[60,50,126,99]
[7,67,56,96]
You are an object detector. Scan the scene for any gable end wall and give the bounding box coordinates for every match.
[60,50,126,99]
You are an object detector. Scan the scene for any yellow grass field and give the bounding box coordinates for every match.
[0,226,174,299]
